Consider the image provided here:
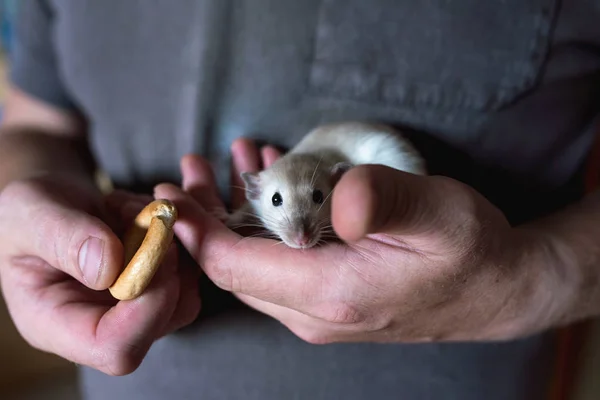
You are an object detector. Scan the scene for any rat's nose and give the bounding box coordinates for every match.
[292,218,312,247]
[295,230,311,247]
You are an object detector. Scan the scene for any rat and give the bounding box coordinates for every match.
[223,121,427,249]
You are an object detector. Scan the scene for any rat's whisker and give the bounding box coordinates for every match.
[281,206,293,227]
[317,222,334,230]
[228,225,271,231]
[230,185,261,198]
[315,238,330,248]
[320,230,336,236]
[309,154,324,188]
[317,190,335,212]
[316,223,335,233]
[229,223,267,228]
[241,231,280,241]
[318,234,337,239]
[234,211,262,219]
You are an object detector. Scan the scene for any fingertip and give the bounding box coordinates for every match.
[231,136,260,173]
[154,182,205,226]
[91,220,126,290]
[261,146,282,168]
[154,183,183,199]
[180,153,197,165]
[153,184,200,232]
[183,153,210,169]
[230,137,253,154]
[180,154,193,176]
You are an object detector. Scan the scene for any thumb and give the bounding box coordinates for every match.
[0,180,125,290]
[331,165,446,242]
[35,203,125,290]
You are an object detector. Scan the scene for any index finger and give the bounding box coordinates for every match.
[230,138,261,210]
[154,182,347,319]
[180,154,227,218]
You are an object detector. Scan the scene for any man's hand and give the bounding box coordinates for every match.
[0,86,202,376]
[156,139,571,344]
[0,175,201,375]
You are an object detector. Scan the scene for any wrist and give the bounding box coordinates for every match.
[509,224,584,336]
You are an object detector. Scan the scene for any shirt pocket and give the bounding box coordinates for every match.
[308,0,558,112]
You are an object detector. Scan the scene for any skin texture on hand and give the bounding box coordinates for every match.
[0,175,201,375]
[156,138,566,345]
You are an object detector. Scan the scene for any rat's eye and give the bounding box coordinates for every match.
[272,192,283,207]
[312,189,324,204]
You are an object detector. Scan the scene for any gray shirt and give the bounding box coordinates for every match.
[9,0,600,399]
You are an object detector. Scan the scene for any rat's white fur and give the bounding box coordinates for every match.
[291,121,426,175]
[224,121,427,249]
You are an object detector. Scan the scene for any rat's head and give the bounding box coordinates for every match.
[240,154,352,249]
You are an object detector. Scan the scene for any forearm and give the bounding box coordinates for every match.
[518,189,600,331]
[0,86,97,191]
[0,128,96,191]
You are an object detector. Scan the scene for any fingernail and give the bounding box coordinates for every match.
[79,237,105,286]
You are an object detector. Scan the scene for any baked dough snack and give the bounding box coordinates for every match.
[109,199,178,300]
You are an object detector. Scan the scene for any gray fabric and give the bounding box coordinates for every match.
[11,0,76,109]
[79,305,557,400]
[8,0,600,399]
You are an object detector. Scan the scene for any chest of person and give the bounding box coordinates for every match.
[47,0,599,209]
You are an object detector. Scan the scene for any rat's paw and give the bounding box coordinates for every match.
[208,207,230,223]
[224,210,247,229]
[223,203,258,229]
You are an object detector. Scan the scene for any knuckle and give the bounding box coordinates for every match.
[319,301,366,325]
[181,306,201,328]
[178,297,202,329]
[40,207,75,264]
[370,313,393,332]
[203,257,234,292]
[0,179,39,205]
[428,176,485,232]
[427,174,460,189]
[430,176,479,213]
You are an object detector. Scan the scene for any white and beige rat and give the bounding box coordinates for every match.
[224,121,427,249]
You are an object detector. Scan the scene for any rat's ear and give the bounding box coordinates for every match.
[330,162,353,185]
[240,171,262,200]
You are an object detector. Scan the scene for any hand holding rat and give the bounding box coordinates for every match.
[157,139,568,343]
